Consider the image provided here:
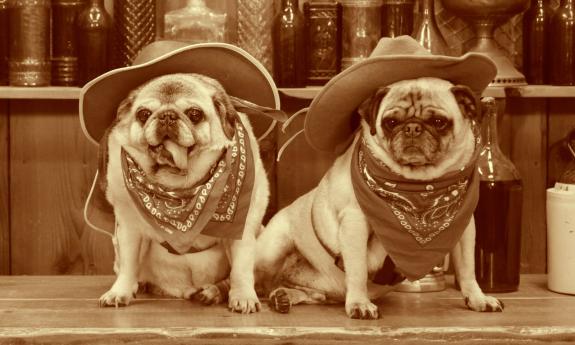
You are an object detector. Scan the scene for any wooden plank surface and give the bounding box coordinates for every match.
[0,100,8,275]
[0,275,574,344]
[9,100,114,275]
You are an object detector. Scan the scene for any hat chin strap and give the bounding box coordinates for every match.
[229,96,287,142]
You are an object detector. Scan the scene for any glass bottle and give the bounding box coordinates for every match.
[237,0,274,74]
[341,0,381,70]
[381,0,414,38]
[113,0,156,67]
[164,0,227,43]
[76,0,112,85]
[0,0,9,85]
[8,0,51,86]
[411,0,450,55]
[273,0,306,87]
[474,97,523,293]
[549,0,574,85]
[304,0,342,85]
[523,0,553,85]
[51,0,84,86]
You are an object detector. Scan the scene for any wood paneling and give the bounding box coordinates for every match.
[0,100,9,274]
[9,100,114,275]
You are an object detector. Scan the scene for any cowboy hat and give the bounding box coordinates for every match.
[304,35,497,155]
[80,40,282,146]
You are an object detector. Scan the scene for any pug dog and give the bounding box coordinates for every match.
[97,73,268,314]
[255,77,504,319]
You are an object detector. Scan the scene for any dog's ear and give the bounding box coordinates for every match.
[213,91,237,140]
[358,86,390,136]
[450,85,480,121]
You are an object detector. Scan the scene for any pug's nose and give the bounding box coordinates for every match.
[158,110,178,125]
[404,123,422,137]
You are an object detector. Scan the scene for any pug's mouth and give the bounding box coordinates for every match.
[148,140,195,175]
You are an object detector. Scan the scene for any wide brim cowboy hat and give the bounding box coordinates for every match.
[80,40,282,146]
[80,41,282,236]
[304,35,497,155]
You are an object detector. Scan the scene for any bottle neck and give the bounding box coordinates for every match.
[561,0,573,7]
[282,0,299,7]
[421,0,435,19]
[482,107,499,148]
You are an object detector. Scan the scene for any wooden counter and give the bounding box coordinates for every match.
[0,275,573,344]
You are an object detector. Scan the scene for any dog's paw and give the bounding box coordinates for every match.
[268,288,292,314]
[464,295,504,312]
[228,288,261,314]
[345,300,379,320]
[99,288,136,308]
[194,284,224,305]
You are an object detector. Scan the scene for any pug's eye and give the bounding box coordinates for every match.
[185,108,204,124]
[136,108,152,124]
[428,116,450,130]
[383,118,400,131]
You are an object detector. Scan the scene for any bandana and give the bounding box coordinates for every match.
[121,119,255,254]
[351,139,480,281]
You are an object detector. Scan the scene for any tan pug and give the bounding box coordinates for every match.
[98,73,268,313]
[255,77,504,319]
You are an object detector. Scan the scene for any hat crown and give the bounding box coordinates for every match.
[369,35,433,58]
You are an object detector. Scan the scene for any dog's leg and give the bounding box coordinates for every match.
[225,236,261,314]
[268,286,328,313]
[451,218,504,312]
[99,221,142,307]
[339,208,379,320]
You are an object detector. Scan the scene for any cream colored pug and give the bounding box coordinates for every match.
[256,77,504,319]
[98,73,267,314]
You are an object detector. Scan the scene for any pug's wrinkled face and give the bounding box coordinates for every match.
[360,77,480,179]
[115,73,237,181]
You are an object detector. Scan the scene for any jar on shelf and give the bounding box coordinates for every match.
[8,0,51,86]
[76,0,112,85]
[303,0,342,85]
[273,0,306,87]
[341,0,382,70]
[549,0,574,85]
[474,97,523,293]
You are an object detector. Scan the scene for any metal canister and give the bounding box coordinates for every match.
[8,0,51,86]
[51,0,84,86]
[341,0,382,70]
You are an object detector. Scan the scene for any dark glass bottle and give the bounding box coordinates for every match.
[273,0,306,87]
[549,0,574,85]
[474,98,523,293]
[523,0,552,84]
[76,0,111,85]
[52,0,84,86]
[303,0,342,85]
[411,0,449,55]
[0,0,8,85]
[381,0,414,38]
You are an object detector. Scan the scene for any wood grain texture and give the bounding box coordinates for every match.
[9,100,114,275]
[0,275,574,345]
[0,100,9,275]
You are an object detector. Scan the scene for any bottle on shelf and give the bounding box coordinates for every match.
[113,0,156,68]
[76,0,112,86]
[52,0,84,86]
[0,0,8,85]
[163,0,227,43]
[411,0,450,55]
[474,97,523,293]
[523,0,553,85]
[381,0,415,38]
[303,0,342,85]
[549,0,574,85]
[273,0,306,87]
[8,0,51,86]
[237,0,274,74]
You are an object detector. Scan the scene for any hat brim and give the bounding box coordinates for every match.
[304,53,497,154]
[80,42,280,146]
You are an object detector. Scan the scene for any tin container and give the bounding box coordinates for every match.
[8,0,51,86]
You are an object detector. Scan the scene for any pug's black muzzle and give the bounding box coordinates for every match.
[155,110,180,141]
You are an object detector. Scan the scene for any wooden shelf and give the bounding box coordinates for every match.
[2,85,575,100]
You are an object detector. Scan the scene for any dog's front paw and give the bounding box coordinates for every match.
[228,288,261,314]
[268,288,292,314]
[345,299,379,320]
[194,284,224,305]
[99,287,137,308]
[464,294,504,312]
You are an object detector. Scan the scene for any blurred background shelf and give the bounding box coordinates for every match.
[2,85,575,100]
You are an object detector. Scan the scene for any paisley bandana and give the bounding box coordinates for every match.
[121,119,255,255]
[351,139,480,281]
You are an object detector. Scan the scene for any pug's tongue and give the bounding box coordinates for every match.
[163,139,188,170]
